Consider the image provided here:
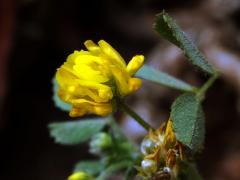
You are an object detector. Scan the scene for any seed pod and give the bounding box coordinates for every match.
[140,138,156,155]
[141,159,158,174]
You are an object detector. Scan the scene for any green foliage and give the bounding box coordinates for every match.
[96,161,133,180]
[74,161,102,176]
[196,73,219,102]
[124,166,138,180]
[154,11,215,75]
[185,164,203,180]
[49,10,220,180]
[48,117,109,145]
[52,78,72,111]
[170,93,205,152]
[89,132,113,155]
[136,65,195,92]
[65,117,140,179]
[178,162,203,180]
[109,119,128,142]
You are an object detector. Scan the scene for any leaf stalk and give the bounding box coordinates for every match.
[196,73,219,102]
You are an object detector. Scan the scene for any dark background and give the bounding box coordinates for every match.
[1,0,240,179]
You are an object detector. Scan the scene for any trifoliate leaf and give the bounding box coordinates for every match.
[52,78,72,111]
[74,161,102,176]
[136,65,195,92]
[170,93,205,152]
[48,117,109,145]
[154,11,215,75]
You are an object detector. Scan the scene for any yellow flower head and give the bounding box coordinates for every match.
[56,40,144,117]
[139,120,185,179]
[68,172,94,180]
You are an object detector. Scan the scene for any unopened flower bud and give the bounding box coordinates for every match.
[89,132,112,154]
[68,172,94,180]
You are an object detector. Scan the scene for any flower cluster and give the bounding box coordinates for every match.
[138,120,185,179]
[56,40,144,117]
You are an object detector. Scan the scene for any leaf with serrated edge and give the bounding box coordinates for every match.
[48,117,109,145]
[136,65,195,92]
[170,93,205,152]
[154,11,215,75]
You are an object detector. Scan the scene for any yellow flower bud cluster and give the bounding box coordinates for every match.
[56,40,144,117]
[138,120,185,179]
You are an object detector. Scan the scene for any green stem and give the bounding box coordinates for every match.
[196,73,219,102]
[118,100,153,131]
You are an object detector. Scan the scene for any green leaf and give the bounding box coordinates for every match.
[110,119,128,142]
[124,166,138,180]
[170,93,205,152]
[48,117,109,145]
[154,11,215,75]
[52,78,72,111]
[136,65,195,92]
[96,161,132,180]
[74,161,102,176]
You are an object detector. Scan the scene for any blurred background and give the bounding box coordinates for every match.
[1,0,240,179]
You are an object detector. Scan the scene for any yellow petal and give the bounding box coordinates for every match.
[98,40,126,68]
[127,55,144,75]
[74,55,111,81]
[69,99,112,117]
[164,120,176,148]
[70,106,90,117]
[75,80,113,101]
[93,104,113,116]
[70,97,106,105]
[73,64,109,83]
[128,78,142,92]
[111,67,130,96]
[66,50,90,65]
[56,68,77,88]
[84,40,101,54]
[57,70,112,103]
[74,54,104,65]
